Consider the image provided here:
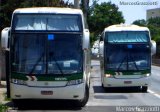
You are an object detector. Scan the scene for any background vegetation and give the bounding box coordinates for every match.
[87,1,125,45]
[0,104,8,112]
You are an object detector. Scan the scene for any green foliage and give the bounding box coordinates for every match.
[132,19,146,26]
[88,2,125,33]
[90,32,97,46]
[0,104,8,112]
[148,24,160,42]
[87,1,125,44]
[3,93,11,101]
[148,17,160,27]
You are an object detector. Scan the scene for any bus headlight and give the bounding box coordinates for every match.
[66,79,83,86]
[141,73,150,78]
[105,74,114,78]
[144,73,150,77]
[11,79,27,85]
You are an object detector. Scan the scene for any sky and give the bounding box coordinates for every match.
[67,0,160,24]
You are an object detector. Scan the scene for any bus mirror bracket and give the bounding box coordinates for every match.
[1,27,10,51]
[83,29,90,50]
[99,41,104,57]
[151,40,156,55]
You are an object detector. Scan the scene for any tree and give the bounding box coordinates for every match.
[88,2,125,33]
[81,0,89,28]
[148,17,160,27]
[87,1,125,44]
[0,0,22,30]
[132,19,146,26]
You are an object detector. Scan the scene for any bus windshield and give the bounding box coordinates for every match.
[11,33,83,75]
[105,44,151,71]
[12,14,82,32]
[106,31,149,43]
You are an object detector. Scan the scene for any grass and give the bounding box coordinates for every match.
[0,82,10,111]
[0,93,10,112]
[3,93,11,101]
[0,104,8,112]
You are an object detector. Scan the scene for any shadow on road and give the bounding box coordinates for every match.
[5,100,83,111]
[94,94,128,100]
[93,86,145,93]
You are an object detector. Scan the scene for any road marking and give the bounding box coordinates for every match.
[148,89,160,99]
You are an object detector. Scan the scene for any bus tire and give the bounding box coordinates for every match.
[13,99,21,107]
[101,83,104,88]
[76,85,89,107]
[142,86,148,92]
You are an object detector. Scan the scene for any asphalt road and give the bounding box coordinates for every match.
[7,60,160,112]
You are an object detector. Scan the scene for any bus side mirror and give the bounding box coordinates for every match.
[151,40,156,55]
[1,27,10,50]
[83,29,90,50]
[99,41,104,57]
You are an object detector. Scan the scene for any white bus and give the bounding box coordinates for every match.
[1,7,90,107]
[99,24,156,92]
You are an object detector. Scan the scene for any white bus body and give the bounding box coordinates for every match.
[1,7,90,107]
[99,24,156,92]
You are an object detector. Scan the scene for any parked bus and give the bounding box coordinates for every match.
[99,24,156,92]
[1,7,90,107]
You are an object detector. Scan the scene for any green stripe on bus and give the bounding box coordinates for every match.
[37,73,83,81]
[11,72,28,80]
[11,72,83,81]
[105,70,150,75]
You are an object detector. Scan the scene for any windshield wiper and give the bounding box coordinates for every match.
[116,50,139,71]
[48,52,64,75]
[117,55,127,71]
[29,53,44,75]
[129,55,139,71]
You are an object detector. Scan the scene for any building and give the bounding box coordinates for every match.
[147,8,160,20]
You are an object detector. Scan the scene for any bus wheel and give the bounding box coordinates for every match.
[142,86,148,92]
[13,99,21,107]
[101,83,104,88]
[76,85,89,107]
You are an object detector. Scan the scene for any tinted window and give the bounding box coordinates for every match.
[13,14,82,32]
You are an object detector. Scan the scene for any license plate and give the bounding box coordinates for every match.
[41,91,53,95]
[124,81,132,84]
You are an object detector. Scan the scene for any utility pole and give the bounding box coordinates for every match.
[83,0,89,28]
[74,0,89,28]
[74,0,80,8]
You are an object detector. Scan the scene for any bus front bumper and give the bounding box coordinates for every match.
[102,76,151,87]
[10,83,85,100]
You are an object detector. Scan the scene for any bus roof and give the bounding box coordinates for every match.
[13,7,83,15]
[104,24,149,32]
